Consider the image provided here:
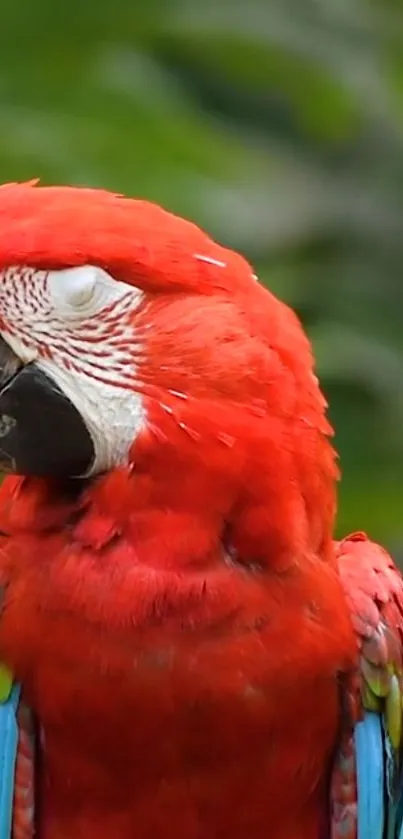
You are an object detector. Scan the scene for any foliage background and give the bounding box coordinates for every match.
[0,0,402,552]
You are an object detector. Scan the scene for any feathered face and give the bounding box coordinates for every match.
[0,181,337,558]
[0,262,145,475]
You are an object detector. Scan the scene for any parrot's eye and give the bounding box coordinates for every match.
[49,265,97,310]
[0,265,145,479]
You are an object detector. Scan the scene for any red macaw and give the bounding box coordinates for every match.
[0,181,399,839]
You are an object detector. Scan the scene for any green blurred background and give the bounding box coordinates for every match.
[0,0,402,552]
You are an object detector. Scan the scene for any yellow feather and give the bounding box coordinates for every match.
[0,663,13,703]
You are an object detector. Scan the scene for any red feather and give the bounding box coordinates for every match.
[330,533,403,838]
[0,182,398,839]
[0,469,358,839]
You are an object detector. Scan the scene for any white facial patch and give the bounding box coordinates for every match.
[0,265,146,476]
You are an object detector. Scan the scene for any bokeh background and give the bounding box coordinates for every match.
[0,0,403,553]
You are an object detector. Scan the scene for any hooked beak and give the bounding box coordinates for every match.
[0,336,95,477]
[0,337,23,471]
[0,337,23,391]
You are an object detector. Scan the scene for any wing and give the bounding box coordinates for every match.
[332,532,403,839]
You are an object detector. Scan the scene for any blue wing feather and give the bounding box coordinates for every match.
[0,682,20,839]
[354,711,403,839]
[355,711,385,839]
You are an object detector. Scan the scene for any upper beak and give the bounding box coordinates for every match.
[0,336,95,477]
[0,337,23,393]
[0,337,24,470]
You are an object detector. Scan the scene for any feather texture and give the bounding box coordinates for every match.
[0,183,400,839]
[0,683,19,839]
[334,533,403,839]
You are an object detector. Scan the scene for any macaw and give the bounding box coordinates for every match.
[0,181,399,839]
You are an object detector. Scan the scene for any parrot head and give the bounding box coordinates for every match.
[0,181,337,569]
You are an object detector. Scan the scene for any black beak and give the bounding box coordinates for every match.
[0,336,23,392]
[0,336,94,477]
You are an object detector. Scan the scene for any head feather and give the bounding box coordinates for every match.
[0,180,338,564]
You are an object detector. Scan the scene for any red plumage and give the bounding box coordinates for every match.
[0,182,398,839]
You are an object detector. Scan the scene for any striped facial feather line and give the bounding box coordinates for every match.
[0,264,147,474]
[0,266,145,388]
[2,267,49,315]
